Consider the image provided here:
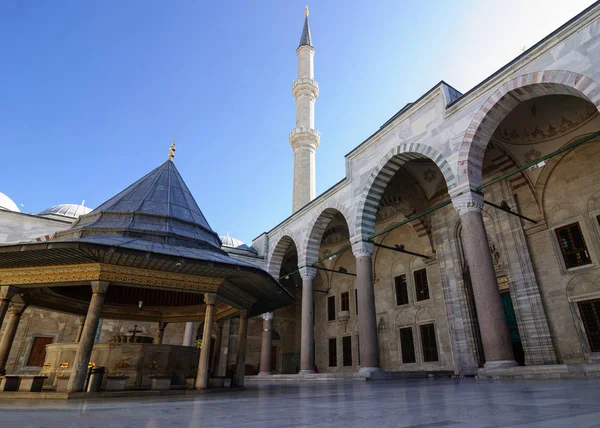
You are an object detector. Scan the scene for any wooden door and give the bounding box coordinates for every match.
[27,336,53,367]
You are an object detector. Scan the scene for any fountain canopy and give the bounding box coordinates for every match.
[0,156,292,323]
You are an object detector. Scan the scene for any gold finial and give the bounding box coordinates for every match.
[168,139,176,161]
[305,5,309,17]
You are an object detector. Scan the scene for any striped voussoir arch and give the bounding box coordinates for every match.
[355,143,456,241]
[458,70,600,188]
[268,234,301,278]
[304,204,353,266]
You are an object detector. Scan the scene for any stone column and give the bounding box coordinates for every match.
[452,189,517,368]
[211,321,224,376]
[299,266,316,373]
[195,293,216,389]
[0,302,27,375]
[155,322,167,345]
[0,286,17,331]
[353,242,380,372]
[183,321,196,346]
[75,317,86,343]
[258,312,273,375]
[67,281,109,392]
[234,310,249,387]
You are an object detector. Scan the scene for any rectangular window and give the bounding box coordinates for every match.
[341,292,349,312]
[578,298,600,352]
[395,274,409,305]
[356,334,360,365]
[354,289,358,315]
[420,323,439,362]
[414,268,430,301]
[328,338,337,367]
[26,336,53,367]
[399,327,416,363]
[342,336,352,366]
[555,223,592,269]
[327,296,336,321]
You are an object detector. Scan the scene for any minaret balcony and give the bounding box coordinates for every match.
[289,127,320,148]
[292,78,319,98]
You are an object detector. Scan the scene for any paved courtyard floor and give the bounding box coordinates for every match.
[1,378,600,427]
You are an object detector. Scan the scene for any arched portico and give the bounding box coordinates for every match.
[355,143,456,242]
[457,70,600,188]
[268,234,302,279]
[303,203,354,266]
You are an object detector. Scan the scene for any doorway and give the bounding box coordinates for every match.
[500,290,525,365]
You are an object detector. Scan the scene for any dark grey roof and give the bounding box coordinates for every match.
[299,16,312,48]
[53,160,224,252]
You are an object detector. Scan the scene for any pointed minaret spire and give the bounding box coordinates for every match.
[290,6,320,212]
[299,6,312,48]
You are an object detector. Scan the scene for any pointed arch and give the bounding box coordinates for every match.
[303,202,353,266]
[355,143,455,241]
[268,233,301,278]
[457,70,600,188]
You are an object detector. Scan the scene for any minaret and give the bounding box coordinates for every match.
[290,6,320,213]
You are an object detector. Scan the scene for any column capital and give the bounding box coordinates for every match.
[8,302,27,316]
[91,281,109,295]
[351,240,373,258]
[238,309,248,319]
[0,286,17,301]
[261,312,273,321]
[204,293,217,306]
[450,185,484,216]
[299,266,317,280]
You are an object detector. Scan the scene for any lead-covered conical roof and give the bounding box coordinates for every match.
[299,15,312,48]
[53,160,223,252]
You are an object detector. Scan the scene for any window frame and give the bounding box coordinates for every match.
[550,217,596,273]
[569,292,600,359]
[413,267,431,303]
[398,326,417,364]
[417,322,439,363]
[328,337,337,367]
[341,335,353,367]
[340,291,350,312]
[394,274,410,306]
[327,295,336,322]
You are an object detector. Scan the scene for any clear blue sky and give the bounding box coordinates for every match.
[0,0,594,244]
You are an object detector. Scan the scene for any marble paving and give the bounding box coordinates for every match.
[1,378,600,427]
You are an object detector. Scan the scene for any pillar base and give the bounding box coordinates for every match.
[358,367,380,373]
[484,360,518,369]
[258,372,272,376]
[299,370,315,374]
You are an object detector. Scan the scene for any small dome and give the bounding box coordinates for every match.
[39,203,92,219]
[220,233,245,248]
[0,192,20,212]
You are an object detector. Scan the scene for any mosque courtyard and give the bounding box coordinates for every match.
[1,378,600,427]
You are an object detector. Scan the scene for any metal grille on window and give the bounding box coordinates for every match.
[399,327,416,363]
[420,323,439,362]
[414,268,430,301]
[555,223,592,269]
[342,336,352,366]
[578,298,600,352]
[341,292,349,312]
[328,338,337,367]
[395,274,409,305]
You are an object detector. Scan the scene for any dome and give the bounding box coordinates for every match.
[220,233,245,248]
[39,203,92,219]
[0,192,20,212]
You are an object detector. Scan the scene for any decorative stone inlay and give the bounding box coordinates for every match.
[0,263,223,291]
